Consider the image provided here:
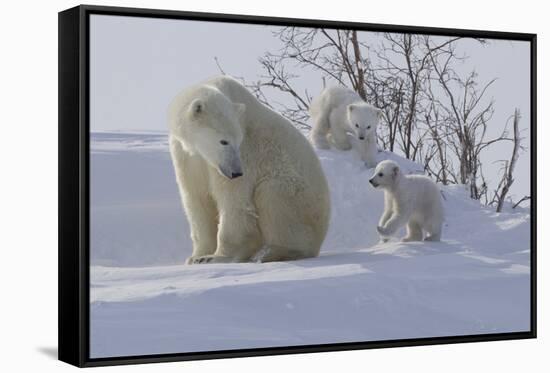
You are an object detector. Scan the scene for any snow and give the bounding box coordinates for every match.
[89,132,531,358]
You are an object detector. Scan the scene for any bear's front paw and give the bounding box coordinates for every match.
[401,236,421,242]
[377,225,390,237]
[186,255,215,265]
[186,255,233,265]
[312,137,331,150]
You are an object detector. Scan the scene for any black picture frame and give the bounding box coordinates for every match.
[58,4,537,368]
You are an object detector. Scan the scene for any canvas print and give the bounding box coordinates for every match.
[89,14,532,358]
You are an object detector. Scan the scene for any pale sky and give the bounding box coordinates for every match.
[90,15,531,201]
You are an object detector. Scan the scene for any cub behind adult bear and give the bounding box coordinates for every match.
[309,86,381,167]
[168,76,331,264]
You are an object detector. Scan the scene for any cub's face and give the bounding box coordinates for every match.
[347,104,381,140]
[369,160,400,189]
[171,94,246,180]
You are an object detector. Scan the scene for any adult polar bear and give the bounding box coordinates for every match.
[169,76,331,264]
[309,86,381,168]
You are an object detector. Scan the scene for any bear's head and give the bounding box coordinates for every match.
[169,89,246,180]
[347,103,382,141]
[369,160,401,189]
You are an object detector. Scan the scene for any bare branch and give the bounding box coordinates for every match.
[495,109,522,212]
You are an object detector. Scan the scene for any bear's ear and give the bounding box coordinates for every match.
[233,103,246,118]
[347,104,356,112]
[376,108,383,119]
[392,165,400,179]
[189,99,205,117]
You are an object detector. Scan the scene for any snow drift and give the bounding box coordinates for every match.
[89,132,531,358]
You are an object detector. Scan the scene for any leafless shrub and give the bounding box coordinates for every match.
[219,28,526,209]
[492,109,526,211]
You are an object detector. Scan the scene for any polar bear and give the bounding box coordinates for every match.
[309,86,381,168]
[168,76,331,264]
[369,160,443,242]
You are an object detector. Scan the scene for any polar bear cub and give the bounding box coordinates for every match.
[369,160,444,242]
[309,86,381,167]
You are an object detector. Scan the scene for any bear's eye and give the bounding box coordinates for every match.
[378,172,384,177]
[367,125,371,129]
[220,140,229,146]
[355,123,359,128]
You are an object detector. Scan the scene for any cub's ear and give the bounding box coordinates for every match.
[188,99,205,117]
[392,165,400,178]
[347,104,356,112]
[376,108,383,119]
[233,103,246,118]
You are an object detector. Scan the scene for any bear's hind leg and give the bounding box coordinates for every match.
[402,220,423,242]
[424,220,442,242]
[255,181,323,262]
[424,231,441,242]
[329,125,352,151]
[310,111,331,149]
[311,133,331,150]
[251,245,311,263]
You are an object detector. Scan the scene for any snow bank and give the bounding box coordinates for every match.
[90,132,425,266]
[89,132,531,358]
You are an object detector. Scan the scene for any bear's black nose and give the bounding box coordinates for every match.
[231,172,243,179]
[359,136,365,140]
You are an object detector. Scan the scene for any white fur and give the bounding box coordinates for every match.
[309,86,381,168]
[168,76,331,264]
[369,160,444,242]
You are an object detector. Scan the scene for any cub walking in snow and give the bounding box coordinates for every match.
[369,160,444,242]
[309,86,381,168]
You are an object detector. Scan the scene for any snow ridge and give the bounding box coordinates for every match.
[89,132,530,358]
